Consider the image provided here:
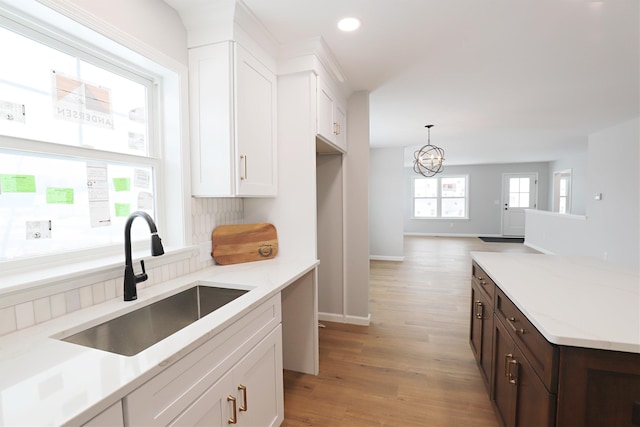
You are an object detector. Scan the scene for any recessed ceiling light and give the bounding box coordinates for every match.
[338,17,361,32]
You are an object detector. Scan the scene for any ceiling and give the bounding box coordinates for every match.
[175,0,640,166]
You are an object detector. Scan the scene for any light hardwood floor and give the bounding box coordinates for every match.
[281,236,539,427]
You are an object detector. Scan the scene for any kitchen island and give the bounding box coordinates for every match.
[470,252,640,427]
[0,257,318,426]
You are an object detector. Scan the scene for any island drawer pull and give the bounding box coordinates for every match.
[506,316,525,334]
[475,301,483,319]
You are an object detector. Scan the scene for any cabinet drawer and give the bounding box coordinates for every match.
[125,294,281,426]
[495,288,558,392]
[472,261,495,306]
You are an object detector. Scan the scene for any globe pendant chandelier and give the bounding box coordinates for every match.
[413,124,445,177]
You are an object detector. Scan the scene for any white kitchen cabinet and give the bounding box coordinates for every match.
[82,401,124,427]
[125,294,283,426]
[169,326,283,427]
[316,77,347,153]
[190,41,277,197]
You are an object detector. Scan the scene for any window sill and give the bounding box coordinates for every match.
[0,246,198,309]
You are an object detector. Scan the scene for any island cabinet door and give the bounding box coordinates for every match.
[492,316,555,427]
[470,282,493,390]
[556,346,640,427]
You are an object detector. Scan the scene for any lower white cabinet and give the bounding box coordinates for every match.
[82,401,124,427]
[125,294,283,427]
[171,326,283,426]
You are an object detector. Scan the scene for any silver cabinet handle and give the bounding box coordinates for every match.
[240,155,247,180]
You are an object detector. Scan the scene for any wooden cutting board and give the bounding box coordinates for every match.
[211,223,278,265]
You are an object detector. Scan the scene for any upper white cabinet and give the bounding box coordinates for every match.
[190,41,277,197]
[316,77,347,153]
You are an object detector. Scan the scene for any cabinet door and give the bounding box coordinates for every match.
[169,373,235,427]
[233,325,284,427]
[557,346,640,427]
[82,401,124,427]
[189,42,234,197]
[493,316,517,427]
[512,346,555,427]
[334,101,347,151]
[235,45,277,196]
[493,316,555,427]
[317,79,335,143]
[470,283,493,390]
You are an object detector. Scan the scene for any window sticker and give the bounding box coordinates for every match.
[0,100,26,123]
[128,131,145,151]
[134,169,150,189]
[128,107,145,123]
[26,220,52,240]
[46,187,74,204]
[137,191,153,210]
[87,163,111,227]
[113,177,131,192]
[115,203,131,217]
[51,70,114,129]
[0,174,36,193]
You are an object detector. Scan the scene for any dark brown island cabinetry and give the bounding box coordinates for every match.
[469,262,495,391]
[469,260,640,427]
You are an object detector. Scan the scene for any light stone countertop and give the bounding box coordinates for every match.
[0,257,318,426]
[471,252,640,353]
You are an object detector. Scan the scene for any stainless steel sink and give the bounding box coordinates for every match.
[60,285,249,356]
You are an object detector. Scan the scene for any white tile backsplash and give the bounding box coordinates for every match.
[65,290,81,313]
[15,302,35,329]
[33,297,52,324]
[92,282,106,305]
[0,307,17,336]
[50,294,66,319]
[0,197,244,337]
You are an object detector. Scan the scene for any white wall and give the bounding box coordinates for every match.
[53,0,188,65]
[526,117,639,271]
[316,153,344,315]
[344,91,370,323]
[369,147,404,260]
[403,162,550,235]
[586,117,639,270]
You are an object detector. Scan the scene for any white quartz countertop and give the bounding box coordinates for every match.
[471,252,640,354]
[0,257,318,426]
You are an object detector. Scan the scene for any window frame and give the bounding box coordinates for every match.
[0,1,190,287]
[412,174,470,220]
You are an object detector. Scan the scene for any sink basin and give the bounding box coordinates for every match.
[60,285,249,356]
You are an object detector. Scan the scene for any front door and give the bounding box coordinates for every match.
[502,173,537,236]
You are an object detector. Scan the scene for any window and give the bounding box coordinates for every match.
[508,177,531,208]
[0,6,183,267]
[414,175,468,219]
[553,170,572,214]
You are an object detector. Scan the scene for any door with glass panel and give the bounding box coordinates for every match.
[501,173,538,236]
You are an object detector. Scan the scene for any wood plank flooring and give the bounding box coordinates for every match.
[281,236,539,427]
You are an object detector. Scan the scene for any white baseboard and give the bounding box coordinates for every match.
[369,255,405,261]
[318,312,371,326]
[403,232,502,238]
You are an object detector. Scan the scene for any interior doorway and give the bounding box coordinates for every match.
[501,173,538,236]
[552,169,572,214]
